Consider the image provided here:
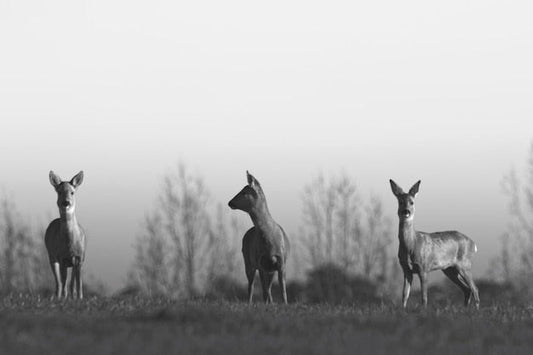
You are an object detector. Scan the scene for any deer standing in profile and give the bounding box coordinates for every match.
[228,171,289,304]
[45,171,86,299]
[389,180,480,308]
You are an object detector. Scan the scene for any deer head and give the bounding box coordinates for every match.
[49,171,84,215]
[228,171,265,213]
[389,179,420,220]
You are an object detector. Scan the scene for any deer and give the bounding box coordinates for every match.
[389,179,480,309]
[45,171,86,300]
[228,171,289,304]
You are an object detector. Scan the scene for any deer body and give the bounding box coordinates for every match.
[398,227,476,274]
[45,217,86,268]
[45,171,86,299]
[390,180,479,308]
[229,171,289,304]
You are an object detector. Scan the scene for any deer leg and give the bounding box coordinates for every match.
[459,268,480,309]
[69,267,76,299]
[402,270,413,308]
[69,275,75,299]
[442,267,471,306]
[259,270,274,304]
[266,272,274,303]
[259,270,267,303]
[418,271,428,307]
[69,257,79,299]
[50,262,61,299]
[278,268,288,304]
[59,265,68,299]
[246,268,256,304]
[75,264,83,300]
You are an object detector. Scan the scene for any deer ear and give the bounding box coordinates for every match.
[70,171,84,188]
[49,171,62,188]
[389,179,404,197]
[409,180,421,197]
[246,170,256,187]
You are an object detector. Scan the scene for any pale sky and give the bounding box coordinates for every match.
[1,1,532,291]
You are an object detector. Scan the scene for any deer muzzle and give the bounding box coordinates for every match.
[399,209,411,218]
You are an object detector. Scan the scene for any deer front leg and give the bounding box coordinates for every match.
[278,268,287,304]
[75,264,83,300]
[245,267,256,304]
[402,270,413,308]
[60,265,68,299]
[50,262,62,299]
[419,271,428,307]
[69,257,79,299]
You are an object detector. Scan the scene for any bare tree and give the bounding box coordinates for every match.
[361,196,394,281]
[0,197,50,292]
[301,173,362,269]
[299,173,395,288]
[334,175,361,269]
[130,213,171,296]
[493,142,533,289]
[207,204,242,280]
[159,164,212,297]
[129,163,242,297]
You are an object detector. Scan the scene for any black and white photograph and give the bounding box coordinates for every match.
[1,1,532,354]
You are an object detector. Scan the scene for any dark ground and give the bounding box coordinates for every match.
[1,294,533,355]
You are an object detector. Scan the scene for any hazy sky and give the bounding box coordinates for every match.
[1,1,532,291]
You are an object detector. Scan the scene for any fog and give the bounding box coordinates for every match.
[1,1,532,290]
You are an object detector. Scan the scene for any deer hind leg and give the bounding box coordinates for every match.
[50,262,62,299]
[259,270,275,304]
[402,269,413,308]
[69,272,75,298]
[458,268,480,309]
[278,267,287,304]
[245,267,256,304]
[442,267,471,306]
[59,264,68,299]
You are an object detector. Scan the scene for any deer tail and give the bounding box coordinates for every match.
[470,239,478,253]
[260,255,280,271]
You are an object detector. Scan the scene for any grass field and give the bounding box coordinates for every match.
[1,294,533,355]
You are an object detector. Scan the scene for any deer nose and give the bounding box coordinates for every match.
[62,201,71,207]
[228,199,239,209]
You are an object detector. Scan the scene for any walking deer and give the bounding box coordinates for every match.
[45,171,86,299]
[389,180,480,308]
[228,171,289,304]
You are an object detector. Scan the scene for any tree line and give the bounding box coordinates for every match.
[127,165,397,299]
[1,143,533,300]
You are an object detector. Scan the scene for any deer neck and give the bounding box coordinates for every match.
[59,209,78,229]
[249,201,276,233]
[398,218,416,250]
